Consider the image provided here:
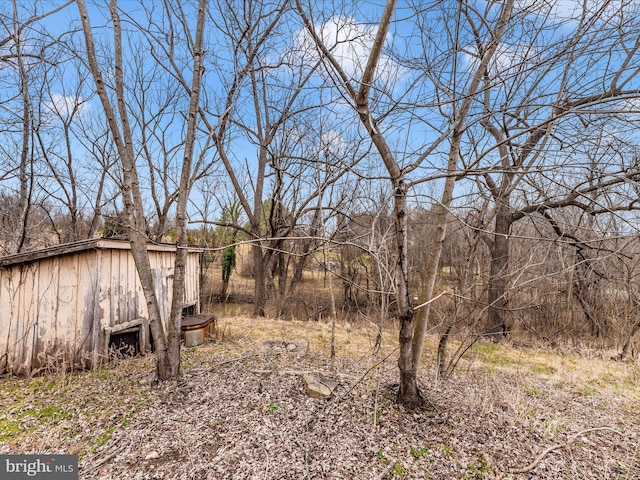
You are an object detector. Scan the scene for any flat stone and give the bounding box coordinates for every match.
[261,339,309,355]
[302,373,339,400]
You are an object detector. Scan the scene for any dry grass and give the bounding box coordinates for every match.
[456,339,640,400]
[1,316,639,479]
[214,316,397,358]
[0,355,152,455]
[214,316,640,401]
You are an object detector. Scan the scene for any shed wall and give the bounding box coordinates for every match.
[0,245,201,375]
[0,250,100,374]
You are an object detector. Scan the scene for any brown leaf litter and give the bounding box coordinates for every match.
[1,318,639,479]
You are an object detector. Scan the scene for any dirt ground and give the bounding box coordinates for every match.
[1,317,639,479]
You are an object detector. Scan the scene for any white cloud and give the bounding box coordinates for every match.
[44,93,90,121]
[294,15,404,86]
[620,97,640,113]
[463,43,539,78]
[515,0,639,23]
[320,130,348,157]
[515,0,581,19]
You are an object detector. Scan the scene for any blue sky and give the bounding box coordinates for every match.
[2,0,640,233]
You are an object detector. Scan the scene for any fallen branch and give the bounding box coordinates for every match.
[294,438,310,480]
[192,353,258,375]
[80,443,128,474]
[507,426,625,474]
[373,458,397,480]
[332,348,399,404]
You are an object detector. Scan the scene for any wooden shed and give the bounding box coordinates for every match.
[0,239,202,375]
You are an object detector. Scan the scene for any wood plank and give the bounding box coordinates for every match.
[104,317,147,334]
[16,264,37,374]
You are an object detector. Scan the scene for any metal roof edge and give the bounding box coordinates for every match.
[0,238,198,268]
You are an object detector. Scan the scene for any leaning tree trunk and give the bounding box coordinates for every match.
[128,232,172,378]
[409,139,459,386]
[15,33,32,254]
[77,0,208,380]
[410,0,515,380]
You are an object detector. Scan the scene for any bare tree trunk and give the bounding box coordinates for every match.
[15,10,32,254]
[436,323,453,379]
[287,241,313,297]
[392,177,420,406]
[253,241,267,317]
[619,320,640,361]
[486,203,511,338]
[324,237,338,372]
[573,276,606,338]
[77,0,171,379]
[167,0,208,378]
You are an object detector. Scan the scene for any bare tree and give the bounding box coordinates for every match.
[34,52,112,243]
[76,0,208,380]
[0,0,75,253]
[200,0,351,317]
[465,1,640,338]
[297,0,515,407]
[73,113,121,238]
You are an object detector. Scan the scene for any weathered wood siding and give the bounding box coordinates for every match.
[0,251,100,374]
[0,240,201,375]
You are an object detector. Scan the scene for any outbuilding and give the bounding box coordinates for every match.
[0,238,203,375]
